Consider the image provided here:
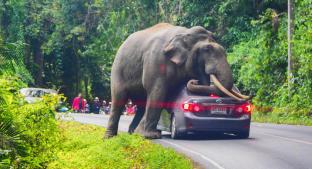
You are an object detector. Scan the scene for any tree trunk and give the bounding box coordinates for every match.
[24,36,31,69]
[0,0,10,40]
[288,0,294,97]
[33,39,44,86]
[73,37,80,95]
[75,57,80,95]
[84,76,89,100]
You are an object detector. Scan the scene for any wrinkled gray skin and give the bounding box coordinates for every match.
[104,23,233,139]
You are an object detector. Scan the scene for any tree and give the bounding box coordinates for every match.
[287,0,294,97]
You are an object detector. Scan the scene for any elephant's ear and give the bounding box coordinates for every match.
[163,34,189,65]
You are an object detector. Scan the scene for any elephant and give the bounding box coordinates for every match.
[104,23,250,139]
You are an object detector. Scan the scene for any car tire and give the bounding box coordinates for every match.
[236,129,250,139]
[171,115,183,139]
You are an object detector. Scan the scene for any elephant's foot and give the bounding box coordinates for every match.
[128,123,137,134]
[128,126,136,134]
[134,126,161,139]
[143,130,161,139]
[103,130,117,139]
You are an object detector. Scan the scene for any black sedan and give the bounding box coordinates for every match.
[157,86,252,139]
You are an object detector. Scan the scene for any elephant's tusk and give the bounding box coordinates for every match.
[210,74,245,101]
[231,89,251,100]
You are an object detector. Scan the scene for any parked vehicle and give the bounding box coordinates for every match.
[20,88,58,103]
[20,88,69,112]
[157,86,252,139]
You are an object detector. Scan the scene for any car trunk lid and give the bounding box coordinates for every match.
[184,96,249,118]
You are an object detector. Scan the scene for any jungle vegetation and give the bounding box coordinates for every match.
[1,0,311,115]
[0,0,311,167]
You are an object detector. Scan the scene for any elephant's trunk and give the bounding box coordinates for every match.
[187,79,218,94]
[187,75,251,101]
[214,59,234,91]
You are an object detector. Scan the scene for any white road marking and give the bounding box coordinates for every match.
[159,139,226,169]
[253,124,264,127]
[262,133,312,146]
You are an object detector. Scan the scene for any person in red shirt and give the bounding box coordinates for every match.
[125,100,137,115]
[72,93,86,113]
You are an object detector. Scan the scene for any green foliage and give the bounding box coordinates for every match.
[285,0,312,114]
[177,0,287,48]
[229,9,288,105]
[0,119,24,169]
[229,1,312,119]
[0,75,60,168]
[0,0,311,123]
[252,111,312,126]
[12,98,60,168]
[1,0,288,100]
[49,121,193,169]
[0,37,33,83]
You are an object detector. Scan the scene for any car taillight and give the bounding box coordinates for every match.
[235,103,252,114]
[182,103,202,112]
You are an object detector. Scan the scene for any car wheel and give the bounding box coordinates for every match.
[236,129,250,139]
[171,115,183,139]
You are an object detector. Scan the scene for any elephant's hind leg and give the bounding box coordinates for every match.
[128,106,145,134]
[104,89,127,139]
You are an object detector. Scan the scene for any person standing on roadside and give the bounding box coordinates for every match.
[84,99,90,113]
[72,93,85,113]
[92,97,101,114]
[125,100,137,115]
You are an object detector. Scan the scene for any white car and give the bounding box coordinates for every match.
[20,88,58,103]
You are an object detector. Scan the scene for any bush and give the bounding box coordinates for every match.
[228,1,312,120]
[0,75,60,168]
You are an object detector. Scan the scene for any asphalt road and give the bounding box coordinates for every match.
[62,113,312,169]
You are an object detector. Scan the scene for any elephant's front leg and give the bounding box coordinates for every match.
[135,85,166,139]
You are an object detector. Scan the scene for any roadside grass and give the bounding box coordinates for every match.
[252,111,312,126]
[48,121,194,169]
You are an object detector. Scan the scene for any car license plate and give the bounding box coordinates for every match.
[211,106,227,115]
